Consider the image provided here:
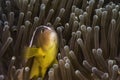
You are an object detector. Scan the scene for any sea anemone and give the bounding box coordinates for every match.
[0,0,120,80]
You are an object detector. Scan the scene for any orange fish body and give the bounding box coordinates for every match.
[25,26,58,79]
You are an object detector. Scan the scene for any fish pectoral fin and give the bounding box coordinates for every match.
[24,47,40,59]
[30,59,40,79]
[41,68,47,79]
